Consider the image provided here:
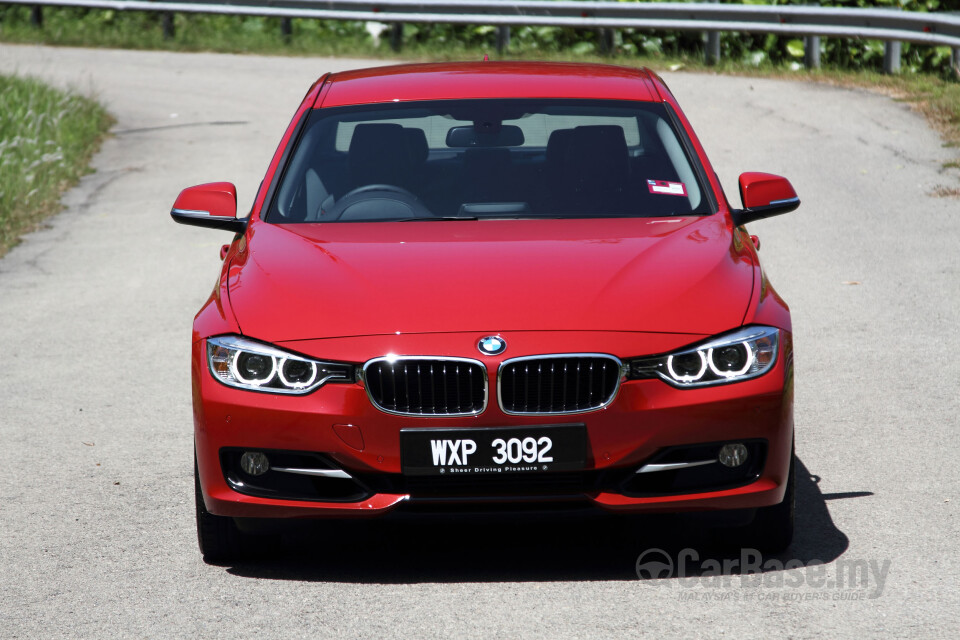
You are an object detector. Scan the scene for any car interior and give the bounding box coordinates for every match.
[270,101,708,223]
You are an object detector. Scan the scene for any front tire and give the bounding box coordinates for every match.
[195,454,247,564]
[741,450,795,553]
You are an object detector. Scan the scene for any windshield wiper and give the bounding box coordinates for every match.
[393,216,479,222]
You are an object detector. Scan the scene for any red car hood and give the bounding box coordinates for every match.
[227,216,755,342]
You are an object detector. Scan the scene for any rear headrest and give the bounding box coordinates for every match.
[403,128,429,165]
[546,129,574,170]
[348,123,411,187]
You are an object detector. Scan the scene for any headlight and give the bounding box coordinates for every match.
[207,336,354,394]
[627,326,779,388]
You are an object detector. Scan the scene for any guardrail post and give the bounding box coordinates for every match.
[804,34,820,69]
[281,18,293,43]
[598,28,614,56]
[30,6,43,28]
[705,31,720,66]
[390,23,404,52]
[952,47,959,78]
[883,40,901,74]
[162,12,175,40]
[705,0,720,66]
[881,6,901,75]
[804,3,820,69]
[496,26,510,54]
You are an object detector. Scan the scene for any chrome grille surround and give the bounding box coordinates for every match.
[497,353,626,416]
[361,356,488,417]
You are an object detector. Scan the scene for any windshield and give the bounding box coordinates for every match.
[267,99,712,223]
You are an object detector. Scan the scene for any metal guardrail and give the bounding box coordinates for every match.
[7,0,960,73]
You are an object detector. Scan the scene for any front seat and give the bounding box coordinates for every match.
[552,125,630,215]
[347,123,414,193]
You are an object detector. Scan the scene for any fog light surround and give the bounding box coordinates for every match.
[718,443,749,468]
[240,451,270,476]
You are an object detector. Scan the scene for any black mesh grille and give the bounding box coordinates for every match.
[499,356,621,414]
[364,358,486,416]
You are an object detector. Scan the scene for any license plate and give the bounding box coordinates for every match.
[400,425,586,476]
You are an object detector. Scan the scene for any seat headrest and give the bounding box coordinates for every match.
[569,126,628,165]
[546,128,574,170]
[403,128,429,165]
[563,125,629,188]
[348,123,411,187]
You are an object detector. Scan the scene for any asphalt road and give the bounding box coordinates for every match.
[1,44,958,639]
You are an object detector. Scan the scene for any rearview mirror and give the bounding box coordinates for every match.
[446,124,524,148]
[170,182,246,233]
[732,172,799,227]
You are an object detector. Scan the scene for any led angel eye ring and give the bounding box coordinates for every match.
[666,351,707,383]
[707,343,755,378]
[230,351,278,386]
[277,358,318,389]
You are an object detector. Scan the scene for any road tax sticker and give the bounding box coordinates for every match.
[647,179,688,196]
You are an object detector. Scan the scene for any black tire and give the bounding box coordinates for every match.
[741,450,795,554]
[195,454,247,564]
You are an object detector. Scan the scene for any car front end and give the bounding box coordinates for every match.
[194,325,793,520]
[173,61,800,562]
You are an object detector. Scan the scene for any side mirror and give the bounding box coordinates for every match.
[170,182,246,233]
[732,172,800,227]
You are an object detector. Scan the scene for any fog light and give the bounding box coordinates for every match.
[718,443,748,468]
[240,451,270,476]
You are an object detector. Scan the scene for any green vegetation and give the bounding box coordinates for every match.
[0,74,112,256]
[0,7,374,56]
[2,1,959,75]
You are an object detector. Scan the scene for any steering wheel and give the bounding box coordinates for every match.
[324,184,432,221]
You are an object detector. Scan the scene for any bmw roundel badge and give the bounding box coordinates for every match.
[478,336,507,356]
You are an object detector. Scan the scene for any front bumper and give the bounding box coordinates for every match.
[193,330,794,519]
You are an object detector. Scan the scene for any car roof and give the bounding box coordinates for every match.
[317,61,661,108]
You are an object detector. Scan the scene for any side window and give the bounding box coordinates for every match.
[275,121,323,220]
[654,118,702,210]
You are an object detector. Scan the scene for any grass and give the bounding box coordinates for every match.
[0,8,374,55]
[0,74,112,257]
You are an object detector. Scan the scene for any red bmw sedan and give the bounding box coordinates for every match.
[172,62,799,563]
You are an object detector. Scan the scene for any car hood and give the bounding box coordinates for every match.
[227,216,756,342]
